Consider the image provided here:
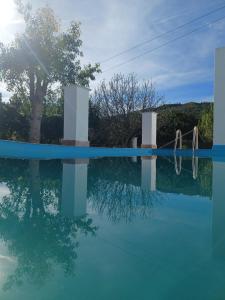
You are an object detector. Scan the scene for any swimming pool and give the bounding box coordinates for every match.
[0,154,224,300]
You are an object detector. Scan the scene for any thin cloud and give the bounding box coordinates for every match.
[0,0,224,102]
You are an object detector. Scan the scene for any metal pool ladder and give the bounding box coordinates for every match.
[174,129,182,151]
[192,126,199,152]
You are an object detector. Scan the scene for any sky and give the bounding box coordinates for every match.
[1,0,225,103]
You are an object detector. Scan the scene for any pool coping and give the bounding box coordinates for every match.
[0,140,153,159]
[0,139,224,160]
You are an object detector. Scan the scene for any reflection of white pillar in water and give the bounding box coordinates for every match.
[141,157,157,191]
[141,112,157,148]
[62,159,88,218]
[213,47,225,152]
[62,85,90,146]
[131,157,137,163]
[212,161,225,257]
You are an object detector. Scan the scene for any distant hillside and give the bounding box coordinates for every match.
[156,101,212,115]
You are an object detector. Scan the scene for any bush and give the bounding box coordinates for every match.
[41,116,63,144]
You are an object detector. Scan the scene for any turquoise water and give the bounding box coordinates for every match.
[0,156,224,299]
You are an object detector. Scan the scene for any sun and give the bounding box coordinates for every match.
[0,0,16,27]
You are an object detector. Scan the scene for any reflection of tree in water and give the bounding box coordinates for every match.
[88,158,163,223]
[0,159,97,291]
[89,180,163,223]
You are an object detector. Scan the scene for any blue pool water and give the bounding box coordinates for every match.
[0,155,224,299]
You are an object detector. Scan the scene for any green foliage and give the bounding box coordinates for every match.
[42,87,64,117]
[89,97,213,148]
[0,101,63,143]
[0,101,29,141]
[89,76,213,148]
[198,103,213,146]
[9,92,31,116]
[90,73,163,147]
[0,1,100,142]
[0,97,213,148]
[157,102,212,148]
[41,115,63,144]
[0,3,100,91]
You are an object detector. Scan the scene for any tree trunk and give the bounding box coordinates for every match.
[29,160,45,216]
[29,97,43,144]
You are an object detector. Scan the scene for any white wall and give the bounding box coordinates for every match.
[214,47,225,146]
[142,112,157,147]
[131,137,138,148]
[64,85,89,142]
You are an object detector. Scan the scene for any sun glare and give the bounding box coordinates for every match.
[0,0,16,27]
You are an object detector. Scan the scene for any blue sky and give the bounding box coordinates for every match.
[1,0,225,103]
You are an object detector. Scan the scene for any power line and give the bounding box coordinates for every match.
[102,14,225,73]
[101,2,225,64]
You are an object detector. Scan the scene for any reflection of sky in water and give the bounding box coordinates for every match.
[0,184,10,199]
[0,182,17,288]
[0,157,224,300]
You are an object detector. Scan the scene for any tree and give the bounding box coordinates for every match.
[198,103,213,146]
[0,1,100,143]
[156,102,212,148]
[90,73,163,147]
[0,101,29,141]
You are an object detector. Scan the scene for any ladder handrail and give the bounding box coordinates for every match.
[174,155,182,175]
[174,129,182,151]
[192,156,198,180]
[173,154,198,179]
[192,126,199,152]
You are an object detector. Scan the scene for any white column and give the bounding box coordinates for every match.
[141,112,157,148]
[61,159,88,218]
[212,161,225,257]
[141,157,157,191]
[131,137,138,148]
[213,47,225,151]
[63,85,90,147]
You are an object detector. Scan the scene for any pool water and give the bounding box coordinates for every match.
[0,156,224,300]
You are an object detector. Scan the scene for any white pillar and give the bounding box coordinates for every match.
[141,112,157,148]
[212,161,225,257]
[62,85,90,147]
[141,157,157,191]
[131,137,138,148]
[213,47,225,151]
[61,159,88,218]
